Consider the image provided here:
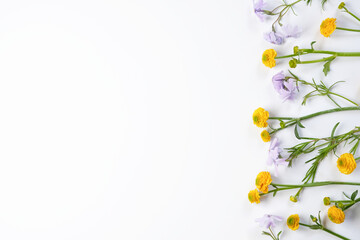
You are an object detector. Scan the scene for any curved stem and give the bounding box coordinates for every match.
[329,92,358,106]
[344,7,360,23]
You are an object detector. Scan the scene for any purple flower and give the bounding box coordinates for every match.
[255,214,283,229]
[267,138,288,176]
[272,71,286,92]
[264,31,284,45]
[254,0,266,21]
[282,25,301,38]
[279,78,297,101]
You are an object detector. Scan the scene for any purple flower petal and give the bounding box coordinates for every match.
[254,0,266,21]
[272,71,285,92]
[282,25,301,38]
[255,214,283,229]
[279,78,297,100]
[264,31,284,45]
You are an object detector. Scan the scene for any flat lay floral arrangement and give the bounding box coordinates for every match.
[249,1,360,239]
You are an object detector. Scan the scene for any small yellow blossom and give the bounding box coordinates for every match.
[287,214,300,230]
[253,108,269,128]
[262,49,277,68]
[323,197,331,206]
[328,206,345,224]
[255,171,272,193]
[248,189,260,204]
[261,130,271,142]
[320,18,336,37]
[337,153,356,174]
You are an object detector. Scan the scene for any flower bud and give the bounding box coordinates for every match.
[338,2,345,9]
[290,195,298,202]
[323,197,331,206]
[337,202,344,209]
[311,216,318,222]
[289,59,297,68]
[280,121,286,129]
[293,46,299,54]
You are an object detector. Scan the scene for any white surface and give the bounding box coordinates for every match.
[0,0,359,239]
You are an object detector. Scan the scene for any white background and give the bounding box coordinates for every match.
[0,0,359,239]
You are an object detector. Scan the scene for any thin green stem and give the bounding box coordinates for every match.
[329,92,358,106]
[297,56,335,64]
[336,27,360,32]
[322,227,350,240]
[344,6,360,23]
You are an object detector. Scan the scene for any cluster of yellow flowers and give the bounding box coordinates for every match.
[248,171,272,204]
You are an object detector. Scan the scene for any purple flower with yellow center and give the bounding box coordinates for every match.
[267,138,288,176]
[264,31,284,45]
[254,0,266,21]
[255,214,283,228]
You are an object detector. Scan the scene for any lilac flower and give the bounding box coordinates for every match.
[267,138,288,176]
[272,71,286,92]
[255,214,283,229]
[254,0,266,21]
[279,78,297,101]
[264,31,284,45]
[282,25,301,38]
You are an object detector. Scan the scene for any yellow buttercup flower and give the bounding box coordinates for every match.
[328,206,345,224]
[337,153,356,174]
[262,49,277,68]
[261,130,271,142]
[253,108,269,128]
[248,189,260,204]
[320,18,336,37]
[255,171,272,193]
[287,214,300,230]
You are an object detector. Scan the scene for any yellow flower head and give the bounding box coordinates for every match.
[253,108,269,128]
[262,49,277,68]
[261,130,271,142]
[255,171,272,193]
[328,206,345,224]
[320,18,336,37]
[337,153,356,174]
[248,189,260,204]
[287,214,300,230]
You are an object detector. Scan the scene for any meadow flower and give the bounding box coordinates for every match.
[320,18,336,37]
[255,214,282,228]
[278,78,297,100]
[261,130,271,142]
[262,49,277,68]
[264,31,284,45]
[328,206,345,224]
[287,214,299,230]
[282,25,301,38]
[272,71,285,92]
[253,108,269,128]
[255,171,272,193]
[253,0,266,21]
[337,153,356,174]
[248,189,261,204]
[267,138,288,176]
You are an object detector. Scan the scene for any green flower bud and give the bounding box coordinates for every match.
[293,46,299,54]
[337,202,344,209]
[289,59,297,68]
[338,2,345,9]
[290,195,298,202]
[280,121,286,129]
[323,197,331,206]
[311,215,318,222]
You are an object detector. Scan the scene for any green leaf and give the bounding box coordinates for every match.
[297,121,305,128]
[343,192,351,199]
[310,41,316,50]
[331,122,340,138]
[294,125,301,140]
[351,190,358,200]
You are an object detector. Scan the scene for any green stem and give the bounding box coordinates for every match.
[322,227,350,240]
[336,27,360,32]
[297,56,335,64]
[344,6,360,23]
[329,92,358,106]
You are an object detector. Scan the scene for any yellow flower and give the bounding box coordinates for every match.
[337,153,356,174]
[255,171,272,193]
[262,49,277,68]
[253,108,269,128]
[248,189,260,204]
[287,214,300,230]
[328,206,345,224]
[261,130,271,142]
[320,18,336,37]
